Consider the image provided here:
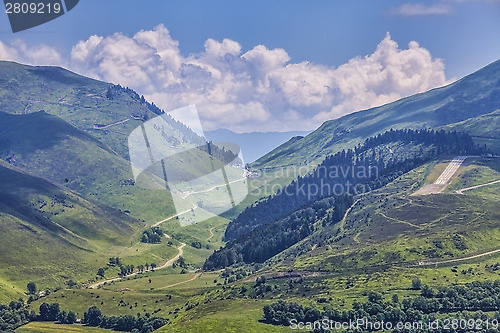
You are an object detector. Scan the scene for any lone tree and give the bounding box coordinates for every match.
[83,306,103,326]
[27,282,37,295]
[38,302,60,321]
[412,278,422,290]
[66,311,77,324]
[97,268,105,278]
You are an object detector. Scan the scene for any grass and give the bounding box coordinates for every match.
[451,157,500,184]
[466,182,500,201]
[29,288,181,320]
[0,109,234,301]
[16,322,109,333]
[271,157,500,275]
[442,109,500,154]
[0,111,178,225]
[23,233,500,333]
[0,160,209,303]
[29,269,220,318]
[0,160,139,301]
[162,299,294,333]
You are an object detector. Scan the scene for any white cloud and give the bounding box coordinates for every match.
[0,39,64,66]
[204,38,241,58]
[312,33,448,122]
[389,3,453,16]
[0,25,450,133]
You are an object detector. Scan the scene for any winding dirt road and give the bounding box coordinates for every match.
[207,226,216,242]
[412,248,500,267]
[152,204,197,227]
[88,242,186,289]
[159,273,202,289]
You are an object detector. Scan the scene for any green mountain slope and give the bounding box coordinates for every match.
[0,159,137,301]
[252,59,500,168]
[0,61,243,225]
[0,61,202,161]
[0,111,176,223]
[205,129,483,269]
[270,157,500,274]
[441,109,500,153]
[0,61,147,159]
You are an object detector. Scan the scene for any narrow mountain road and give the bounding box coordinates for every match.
[455,179,500,194]
[412,248,500,267]
[338,198,360,233]
[152,204,197,227]
[377,211,423,230]
[180,176,247,199]
[159,273,202,289]
[88,242,186,289]
[93,118,130,129]
[262,247,500,283]
[207,226,216,242]
[155,243,186,270]
[89,206,197,289]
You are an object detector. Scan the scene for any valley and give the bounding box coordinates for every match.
[0,59,498,333]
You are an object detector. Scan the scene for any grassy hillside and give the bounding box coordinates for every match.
[270,157,500,274]
[0,61,206,159]
[0,62,245,225]
[0,63,239,306]
[0,159,138,301]
[0,61,149,159]
[16,157,500,332]
[207,130,483,270]
[441,109,500,154]
[252,59,500,168]
[0,111,177,224]
[16,322,109,333]
[0,156,223,304]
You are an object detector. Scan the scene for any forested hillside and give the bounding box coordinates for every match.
[204,129,484,270]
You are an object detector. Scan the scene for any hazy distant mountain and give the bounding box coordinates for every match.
[204,128,310,163]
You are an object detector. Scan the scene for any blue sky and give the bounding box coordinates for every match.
[1,0,499,132]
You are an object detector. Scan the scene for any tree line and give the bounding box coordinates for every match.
[96,257,157,279]
[0,299,167,333]
[204,196,352,270]
[263,280,500,332]
[82,306,167,332]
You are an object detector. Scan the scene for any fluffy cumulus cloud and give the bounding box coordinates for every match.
[0,25,449,132]
[313,33,448,123]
